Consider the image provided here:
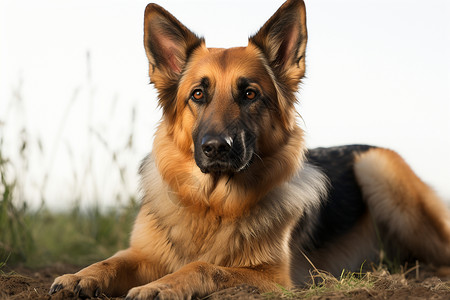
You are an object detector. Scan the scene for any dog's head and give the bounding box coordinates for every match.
[144,0,307,176]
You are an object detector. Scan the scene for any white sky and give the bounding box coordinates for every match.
[1,0,449,209]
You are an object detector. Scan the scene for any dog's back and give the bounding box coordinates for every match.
[290,145,450,284]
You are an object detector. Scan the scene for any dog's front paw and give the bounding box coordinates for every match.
[125,282,188,300]
[49,274,102,298]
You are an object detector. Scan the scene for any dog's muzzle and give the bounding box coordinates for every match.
[194,131,254,174]
[201,135,233,159]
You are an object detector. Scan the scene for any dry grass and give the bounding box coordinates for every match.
[0,65,139,267]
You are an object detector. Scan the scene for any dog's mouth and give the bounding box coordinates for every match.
[194,132,255,175]
[198,154,254,175]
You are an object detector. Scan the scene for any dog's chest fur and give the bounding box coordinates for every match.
[133,155,327,273]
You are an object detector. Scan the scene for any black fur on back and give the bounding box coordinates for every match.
[297,145,375,251]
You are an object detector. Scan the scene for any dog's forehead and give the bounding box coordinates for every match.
[186,45,268,84]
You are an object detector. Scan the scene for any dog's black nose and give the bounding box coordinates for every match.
[201,135,232,158]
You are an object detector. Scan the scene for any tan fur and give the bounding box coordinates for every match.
[354,148,450,264]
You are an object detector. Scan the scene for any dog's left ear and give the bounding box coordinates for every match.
[249,0,307,85]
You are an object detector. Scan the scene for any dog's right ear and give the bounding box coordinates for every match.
[144,3,203,81]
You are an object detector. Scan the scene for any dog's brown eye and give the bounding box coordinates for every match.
[245,89,256,100]
[192,89,204,101]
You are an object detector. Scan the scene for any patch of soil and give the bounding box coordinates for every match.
[1,264,450,299]
[0,264,123,300]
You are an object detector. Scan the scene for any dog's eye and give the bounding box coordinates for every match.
[191,89,204,101]
[245,89,257,100]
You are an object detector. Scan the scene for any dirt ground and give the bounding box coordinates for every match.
[1,264,450,299]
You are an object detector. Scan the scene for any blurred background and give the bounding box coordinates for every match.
[1,0,449,265]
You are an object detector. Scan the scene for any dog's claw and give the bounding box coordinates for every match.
[49,283,63,295]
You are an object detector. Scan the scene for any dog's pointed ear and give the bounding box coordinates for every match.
[144,3,203,80]
[249,0,307,83]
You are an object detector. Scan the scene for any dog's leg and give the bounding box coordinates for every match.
[49,248,158,297]
[125,261,289,300]
[354,148,450,264]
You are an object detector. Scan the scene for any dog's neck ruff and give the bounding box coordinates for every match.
[145,120,306,218]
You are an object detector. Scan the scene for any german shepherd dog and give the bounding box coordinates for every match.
[50,0,450,298]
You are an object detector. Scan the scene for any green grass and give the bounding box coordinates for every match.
[0,134,138,267]
[0,145,137,266]
[265,267,378,299]
[0,68,140,267]
[0,195,138,268]
[303,268,376,298]
[27,204,138,266]
[0,147,35,264]
[0,144,138,266]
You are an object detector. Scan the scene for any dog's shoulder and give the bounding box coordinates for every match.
[284,161,330,212]
[244,160,329,236]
